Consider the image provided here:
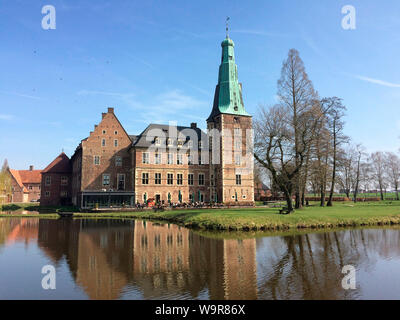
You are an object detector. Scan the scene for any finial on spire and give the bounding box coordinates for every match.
[226,16,230,38]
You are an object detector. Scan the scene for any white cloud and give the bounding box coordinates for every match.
[355,75,400,88]
[0,114,14,121]
[127,90,207,124]
[234,29,290,37]
[0,91,41,100]
[77,90,135,98]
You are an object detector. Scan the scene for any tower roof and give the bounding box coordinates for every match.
[207,36,251,121]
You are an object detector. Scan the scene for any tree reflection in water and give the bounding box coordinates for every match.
[0,218,400,300]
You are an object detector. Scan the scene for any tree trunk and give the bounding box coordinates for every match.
[327,127,337,207]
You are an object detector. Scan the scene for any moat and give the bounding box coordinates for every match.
[0,218,400,300]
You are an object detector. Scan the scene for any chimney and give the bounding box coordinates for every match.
[102,112,106,119]
[29,165,34,171]
[108,107,114,114]
[190,122,197,129]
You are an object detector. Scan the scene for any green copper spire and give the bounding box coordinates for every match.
[207,33,251,121]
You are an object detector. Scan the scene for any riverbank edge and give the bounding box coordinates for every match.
[73,212,400,231]
[3,210,400,232]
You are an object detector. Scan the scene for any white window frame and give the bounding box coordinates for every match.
[142,152,149,164]
[115,156,122,167]
[103,174,110,186]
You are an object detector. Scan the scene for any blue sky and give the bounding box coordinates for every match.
[1,0,400,169]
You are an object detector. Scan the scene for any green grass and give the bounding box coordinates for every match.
[3,201,400,232]
[72,201,400,231]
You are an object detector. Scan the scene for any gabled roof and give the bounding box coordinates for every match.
[132,124,208,149]
[9,168,41,191]
[42,152,72,174]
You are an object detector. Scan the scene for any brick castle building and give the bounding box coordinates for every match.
[41,35,254,208]
[8,166,42,203]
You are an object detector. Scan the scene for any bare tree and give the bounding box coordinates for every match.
[277,49,316,209]
[0,159,12,204]
[370,152,387,201]
[384,152,400,200]
[353,144,366,203]
[321,97,348,206]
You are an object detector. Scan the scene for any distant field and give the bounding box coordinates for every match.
[306,193,398,200]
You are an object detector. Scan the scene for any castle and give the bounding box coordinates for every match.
[40,35,254,208]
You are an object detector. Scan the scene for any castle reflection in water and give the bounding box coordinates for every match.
[2,218,400,300]
[0,218,257,299]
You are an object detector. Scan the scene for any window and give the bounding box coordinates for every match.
[167,138,173,147]
[209,137,213,150]
[236,174,242,185]
[102,139,106,147]
[114,130,118,135]
[117,174,125,190]
[61,191,68,197]
[235,154,241,165]
[45,191,50,197]
[142,173,149,185]
[142,153,149,164]
[61,176,68,185]
[94,156,100,165]
[167,153,173,165]
[177,154,183,165]
[188,154,193,165]
[177,174,183,185]
[188,174,194,186]
[114,139,118,147]
[235,140,241,151]
[103,174,110,186]
[29,185,33,190]
[155,153,162,164]
[115,156,122,166]
[155,173,161,185]
[167,173,173,185]
[199,141,203,149]
[102,130,106,134]
[155,137,161,146]
[199,174,205,186]
[177,139,183,148]
[45,176,51,186]
[234,128,241,136]
[211,174,214,186]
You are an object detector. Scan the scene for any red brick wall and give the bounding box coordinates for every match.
[40,173,72,206]
[80,109,133,192]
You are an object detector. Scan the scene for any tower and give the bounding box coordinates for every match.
[207,34,254,205]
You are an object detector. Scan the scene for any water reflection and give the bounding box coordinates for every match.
[0,218,400,300]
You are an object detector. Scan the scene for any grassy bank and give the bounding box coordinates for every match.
[72,201,400,231]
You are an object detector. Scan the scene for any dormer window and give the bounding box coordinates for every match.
[167,138,173,147]
[155,137,161,146]
[177,140,183,148]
